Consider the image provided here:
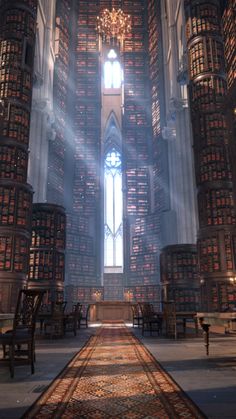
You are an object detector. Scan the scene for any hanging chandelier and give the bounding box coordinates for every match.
[97,8,131,45]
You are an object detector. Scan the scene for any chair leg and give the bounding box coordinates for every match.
[2,344,7,359]
[30,342,35,374]
[9,345,15,378]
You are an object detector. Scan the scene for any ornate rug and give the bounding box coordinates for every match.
[24,324,205,418]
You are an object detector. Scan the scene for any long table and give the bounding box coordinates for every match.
[163,310,198,338]
[90,301,132,322]
[0,313,14,332]
[196,312,236,355]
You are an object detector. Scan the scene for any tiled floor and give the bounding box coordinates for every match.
[0,323,236,418]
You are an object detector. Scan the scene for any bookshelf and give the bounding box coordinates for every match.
[160,244,200,312]
[28,203,66,303]
[222,0,236,221]
[65,0,100,288]
[222,0,236,90]
[0,0,37,312]
[47,0,70,206]
[185,0,236,311]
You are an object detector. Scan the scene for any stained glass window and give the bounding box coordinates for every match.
[104,49,122,88]
[104,148,123,266]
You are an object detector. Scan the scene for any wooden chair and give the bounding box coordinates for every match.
[37,303,51,333]
[44,301,67,338]
[162,301,184,339]
[0,289,44,378]
[78,304,90,328]
[131,303,142,327]
[64,303,82,336]
[139,302,162,336]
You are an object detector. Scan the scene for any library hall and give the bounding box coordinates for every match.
[0,0,236,418]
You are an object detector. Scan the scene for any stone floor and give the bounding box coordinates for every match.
[0,323,236,418]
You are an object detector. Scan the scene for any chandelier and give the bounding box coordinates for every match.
[97,8,131,45]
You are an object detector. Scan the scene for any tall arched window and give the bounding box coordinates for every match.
[104,49,122,89]
[104,148,123,267]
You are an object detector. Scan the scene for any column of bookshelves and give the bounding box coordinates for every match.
[124,285,161,310]
[222,0,236,215]
[185,0,236,311]
[122,0,156,286]
[222,0,236,91]
[129,214,160,286]
[160,245,200,312]
[65,284,104,307]
[47,0,70,206]
[147,0,165,216]
[28,203,66,303]
[67,0,100,287]
[0,0,37,312]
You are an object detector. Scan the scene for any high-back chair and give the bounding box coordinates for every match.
[78,304,90,328]
[64,302,82,336]
[0,289,44,378]
[139,302,162,336]
[131,303,142,327]
[44,301,67,338]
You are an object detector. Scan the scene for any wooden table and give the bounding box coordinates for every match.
[163,306,198,338]
[196,312,236,355]
[90,301,132,322]
[176,311,198,335]
[0,313,14,332]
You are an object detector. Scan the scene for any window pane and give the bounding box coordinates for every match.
[104,148,123,267]
[113,61,121,88]
[104,61,112,88]
[115,234,123,266]
[107,49,117,59]
[105,235,114,266]
[105,173,114,231]
[114,173,122,232]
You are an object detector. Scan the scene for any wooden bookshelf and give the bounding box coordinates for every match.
[185,0,236,311]
[47,0,70,206]
[160,244,200,312]
[222,0,236,90]
[0,0,37,312]
[28,203,66,303]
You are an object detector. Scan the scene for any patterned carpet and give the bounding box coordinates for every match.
[24,324,205,418]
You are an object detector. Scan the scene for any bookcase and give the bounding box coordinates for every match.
[28,203,66,303]
[47,0,70,206]
[222,0,236,222]
[160,244,200,312]
[185,0,236,311]
[65,0,100,288]
[128,214,160,287]
[222,0,236,90]
[148,0,162,139]
[122,0,160,286]
[124,285,161,311]
[0,0,37,312]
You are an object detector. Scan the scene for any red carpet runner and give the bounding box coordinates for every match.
[24,324,205,418]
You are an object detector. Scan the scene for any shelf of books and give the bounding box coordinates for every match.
[28,203,66,303]
[47,0,70,205]
[0,0,37,312]
[160,244,200,312]
[222,0,236,91]
[148,0,162,139]
[65,1,100,289]
[65,284,104,307]
[128,214,160,287]
[124,285,161,311]
[122,0,155,288]
[222,0,236,216]
[185,0,236,311]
